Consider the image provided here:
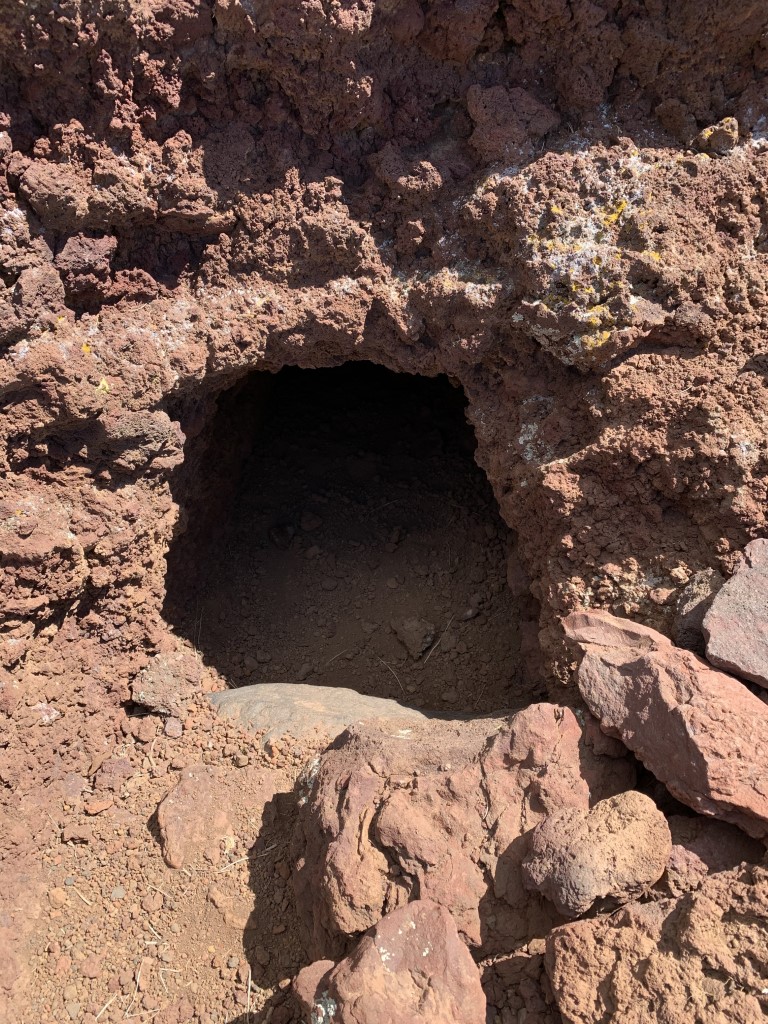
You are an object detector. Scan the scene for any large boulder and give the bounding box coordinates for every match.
[292,704,635,959]
[522,791,672,917]
[564,610,768,838]
[703,538,768,688]
[294,900,485,1024]
[545,866,768,1024]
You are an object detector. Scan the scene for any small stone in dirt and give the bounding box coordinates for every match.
[110,886,126,901]
[84,794,114,815]
[386,577,398,589]
[48,887,68,908]
[141,891,163,913]
[272,923,286,934]
[300,511,323,531]
[321,577,338,591]
[164,717,183,738]
[441,688,458,703]
[391,616,435,659]
[297,662,313,680]
[62,824,92,844]
[253,946,270,966]
[65,1002,81,1020]
[80,956,101,979]
[234,753,249,767]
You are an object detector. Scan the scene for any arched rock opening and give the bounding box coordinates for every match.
[163,362,544,715]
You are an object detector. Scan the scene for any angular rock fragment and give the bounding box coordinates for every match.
[292,704,635,959]
[663,816,766,897]
[390,616,435,658]
[673,567,724,654]
[132,650,202,716]
[294,900,485,1024]
[545,866,768,1024]
[156,764,279,869]
[157,766,234,869]
[564,610,768,838]
[209,682,429,749]
[703,538,768,688]
[522,791,672,917]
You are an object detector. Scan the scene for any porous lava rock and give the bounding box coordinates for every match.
[292,704,635,959]
[545,866,768,1024]
[522,791,672,917]
[662,815,766,898]
[564,610,768,838]
[2,1,768,1018]
[294,900,485,1024]
[703,538,768,688]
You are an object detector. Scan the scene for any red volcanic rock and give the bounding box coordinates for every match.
[294,900,485,1024]
[703,539,768,689]
[663,815,766,897]
[564,610,768,838]
[467,85,560,163]
[545,866,768,1024]
[292,704,635,959]
[522,791,672,917]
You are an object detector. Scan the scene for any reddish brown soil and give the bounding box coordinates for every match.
[1,1,768,1022]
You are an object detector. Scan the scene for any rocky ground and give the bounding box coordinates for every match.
[2,2,768,1023]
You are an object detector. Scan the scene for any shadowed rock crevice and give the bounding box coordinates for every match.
[164,362,545,715]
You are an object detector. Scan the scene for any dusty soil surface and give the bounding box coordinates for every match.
[1,1,768,1022]
[166,365,540,715]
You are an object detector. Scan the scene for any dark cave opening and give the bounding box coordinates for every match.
[163,362,545,715]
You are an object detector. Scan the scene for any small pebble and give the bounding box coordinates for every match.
[441,689,458,703]
[164,718,183,739]
[110,886,126,901]
[386,578,398,589]
[48,888,67,908]
[65,1002,81,1020]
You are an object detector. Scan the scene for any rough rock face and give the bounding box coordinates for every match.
[294,900,485,1024]
[2,0,768,731]
[663,815,766,897]
[522,791,672,917]
[292,704,635,958]
[1,3,768,1018]
[703,538,768,688]
[564,610,768,838]
[209,682,430,749]
[545,866,768,1024]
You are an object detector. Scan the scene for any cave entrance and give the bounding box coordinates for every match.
[164,363,542,715]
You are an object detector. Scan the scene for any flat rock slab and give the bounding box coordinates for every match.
[703,538,768,688]
[209,682,430,749]
[564,610,768,838]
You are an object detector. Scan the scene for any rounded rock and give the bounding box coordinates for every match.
[522,790,672,917]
